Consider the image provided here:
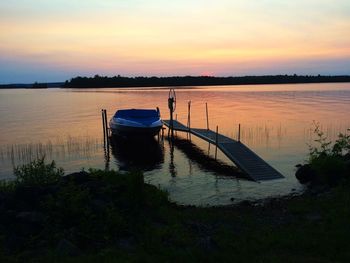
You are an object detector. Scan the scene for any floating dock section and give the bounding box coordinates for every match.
[163,120,284,181]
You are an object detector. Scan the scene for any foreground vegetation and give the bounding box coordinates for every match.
[296,125,350,186]
[1,141,350,262]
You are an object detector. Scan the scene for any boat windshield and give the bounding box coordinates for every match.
[115,109,160,119]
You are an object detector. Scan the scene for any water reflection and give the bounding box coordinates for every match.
[168,140,177,177]
[109,136,164,171]
[168,137,247,179]
[1,84,350,205]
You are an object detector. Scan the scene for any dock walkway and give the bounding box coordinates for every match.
[163,120,284,181]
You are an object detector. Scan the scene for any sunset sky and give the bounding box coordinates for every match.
[1,0,349,83]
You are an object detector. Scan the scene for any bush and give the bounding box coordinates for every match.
[0,180,16,193]
[309,125,350,161]
[14,157,64,186]
[297,124,350,185]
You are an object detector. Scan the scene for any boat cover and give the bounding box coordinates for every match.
[114,109,160,126]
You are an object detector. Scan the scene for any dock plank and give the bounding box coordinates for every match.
[163,120,284,181]
[163,120,189,132]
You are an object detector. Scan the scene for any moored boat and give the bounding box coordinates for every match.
[109,108,163,137]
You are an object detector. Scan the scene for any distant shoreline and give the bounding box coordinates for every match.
[1,75,350,89]
[0,82,64,89]
[63,75,350,88]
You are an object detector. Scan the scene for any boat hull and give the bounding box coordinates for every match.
[109,108,163,138]
[110,124,162,137]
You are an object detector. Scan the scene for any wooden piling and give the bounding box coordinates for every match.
[175,114,178,137]
[168,88,176,140]
[101,109,109,148]
[238,123,241,142]
[170,110,174,139]
[215,125,218,160]
[102,109,110,171]
[205,102,209,130]
[105,110,109,147]
[187,101,191,140]
[102,109,106,145]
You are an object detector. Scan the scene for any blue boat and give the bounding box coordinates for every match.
[109,108,163,137]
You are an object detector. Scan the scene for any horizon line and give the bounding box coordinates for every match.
[2,73,350,85]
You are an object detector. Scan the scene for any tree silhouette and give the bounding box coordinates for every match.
[63,75,350,88]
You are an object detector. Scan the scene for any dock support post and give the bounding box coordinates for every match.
[168,88,176,141]
[205,102,209,130]
[238,123,241,142]
[170,110,174,140]
[175,114,178,137]
[103,109,109,148]
[102,109,106,145]
[101,109,110,170]
[215,125,218,160]
[187,101,191,140]
[102,109,109,151]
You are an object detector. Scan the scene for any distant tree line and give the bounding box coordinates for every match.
[31,82,48,89]
[0,82,63,89]
[63,74,350,88]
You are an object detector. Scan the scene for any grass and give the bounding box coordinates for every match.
[1,158,350,262]
[38,185,350,262]
[0,136,101,167]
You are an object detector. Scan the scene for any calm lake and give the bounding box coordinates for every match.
[1,83,350,205]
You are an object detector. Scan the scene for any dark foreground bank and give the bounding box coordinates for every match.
[1,157,350,263]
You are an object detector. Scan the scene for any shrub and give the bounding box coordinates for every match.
[298,124,350,185]
[309,125,350,161]
[0,180,16,193]
[13,157,64,186]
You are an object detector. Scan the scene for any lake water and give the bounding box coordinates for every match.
[1,83,350,205]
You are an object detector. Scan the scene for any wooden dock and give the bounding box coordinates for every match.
[163,120,284,181]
